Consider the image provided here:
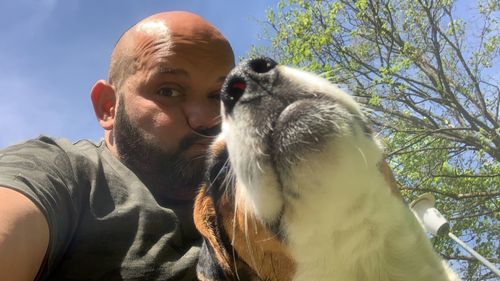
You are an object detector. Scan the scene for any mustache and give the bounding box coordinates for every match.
[178,123,221,152]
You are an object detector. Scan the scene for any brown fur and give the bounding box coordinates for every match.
[194,184,232,274]
[193,138,296,281]
[218,187,295,281]
[379,161,401,197]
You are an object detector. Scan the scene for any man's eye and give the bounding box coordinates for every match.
[158,88,183,97]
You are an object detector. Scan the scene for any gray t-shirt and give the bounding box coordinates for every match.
[0,136,200,280]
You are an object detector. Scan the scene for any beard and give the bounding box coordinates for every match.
[113,103,219,203]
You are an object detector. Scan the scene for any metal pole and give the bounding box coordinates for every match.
[448,232,500,277]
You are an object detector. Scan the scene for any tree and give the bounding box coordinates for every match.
[260,0,499,279]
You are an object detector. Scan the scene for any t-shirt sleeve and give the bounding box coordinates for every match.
[0,137,81,276]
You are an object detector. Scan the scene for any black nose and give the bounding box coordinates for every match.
[222,57,278,113]
[248,57,277,74]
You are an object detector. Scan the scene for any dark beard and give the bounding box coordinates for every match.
[113,103,218,204]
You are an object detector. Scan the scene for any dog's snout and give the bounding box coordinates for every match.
[248,57,277,74]
[222,57,279,114]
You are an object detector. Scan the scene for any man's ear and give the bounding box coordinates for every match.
[91,80,116,130]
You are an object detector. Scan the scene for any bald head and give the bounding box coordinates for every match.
[108,11,234,92]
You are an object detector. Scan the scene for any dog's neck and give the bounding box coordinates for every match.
[275,137,459,281]
[227,131,461,281]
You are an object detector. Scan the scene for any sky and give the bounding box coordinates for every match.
[0,0,278,148]
[1,1,496,149]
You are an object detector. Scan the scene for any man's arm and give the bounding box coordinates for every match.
[0,187,49,281]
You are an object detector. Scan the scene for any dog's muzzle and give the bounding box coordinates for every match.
[221,57,278,113]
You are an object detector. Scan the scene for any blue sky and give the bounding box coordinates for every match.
[0,0,277,147]
[1,1,496,149]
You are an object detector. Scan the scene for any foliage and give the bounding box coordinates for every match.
[260,0,499,279]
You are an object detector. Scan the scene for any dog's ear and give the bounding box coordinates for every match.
[194,139,260,280]
[197,241,230,281]
[194,184,234,281]
[379,160,401,197]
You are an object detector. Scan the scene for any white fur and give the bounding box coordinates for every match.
[223,114,285,222]
[223,65,461,281]
[279,66,363,117]
[282,134,460,281]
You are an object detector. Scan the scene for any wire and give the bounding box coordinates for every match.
[448,232,500,278]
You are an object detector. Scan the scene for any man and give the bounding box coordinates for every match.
[0,11,235,281]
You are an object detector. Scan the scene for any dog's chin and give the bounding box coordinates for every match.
[222,135,285,224]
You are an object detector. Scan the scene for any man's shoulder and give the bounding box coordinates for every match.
[31,135,103,153]
[1,136,104,161]
[2,135,102,153]
[0,135,113,184]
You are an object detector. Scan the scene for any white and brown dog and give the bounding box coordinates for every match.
[194,58,461,281]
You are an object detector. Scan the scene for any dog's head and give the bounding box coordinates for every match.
[194,58,399,281]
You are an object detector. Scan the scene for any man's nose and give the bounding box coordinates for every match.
[184,100,221,136]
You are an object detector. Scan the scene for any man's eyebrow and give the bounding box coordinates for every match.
[153,66,190,77]
[152,66,227,84]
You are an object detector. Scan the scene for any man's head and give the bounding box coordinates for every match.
[90,11,235,203]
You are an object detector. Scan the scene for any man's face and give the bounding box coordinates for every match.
[113,26,234,203]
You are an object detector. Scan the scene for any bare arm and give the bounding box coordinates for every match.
[0,187,49,281]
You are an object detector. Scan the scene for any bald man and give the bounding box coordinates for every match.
[0,11,234,281]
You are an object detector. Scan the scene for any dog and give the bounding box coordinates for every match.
[194,57,461,281]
